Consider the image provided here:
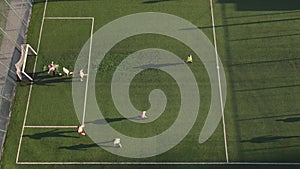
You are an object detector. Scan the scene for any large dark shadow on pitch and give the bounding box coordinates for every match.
[23,129,79,139]
[241,135,300,143]
[217,0,300,11]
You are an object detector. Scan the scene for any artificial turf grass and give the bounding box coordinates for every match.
[18,30,225,162]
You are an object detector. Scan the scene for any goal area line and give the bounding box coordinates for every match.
[24,126,77,128]
[16,161,300,165]
[44,16,94,20]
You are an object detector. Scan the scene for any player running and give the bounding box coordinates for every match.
[77,124,86,136]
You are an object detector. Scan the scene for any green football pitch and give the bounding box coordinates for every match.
[1,0,299,169]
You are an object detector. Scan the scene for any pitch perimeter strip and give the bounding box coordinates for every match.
[16,162,300,165]
[15,0,48,164]
[209,0,229,162]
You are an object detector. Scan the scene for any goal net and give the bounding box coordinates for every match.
[15,44,37,81]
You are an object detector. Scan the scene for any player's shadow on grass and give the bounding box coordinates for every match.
[143,0,174,4]
[238,112,300,121]
[59,140,117,150]
[59,143,98,150]
[224,10,300,19]
[86,116,142,125]
[27,70,47,77]
[233,84,300,92]
[23,129,79,139]
[217,0,300,11]
[30,73,78,86]
[229,33,300,42]
[17,70,48,83]
[133,63,183,70]
[29,70,85,85]
[241,135,300,143]
[276,117,300,123]
[180,17,300,30]
[34,0,92,3]
[242,144,300,152]
[229,57,300,67]
[26,70,82,86]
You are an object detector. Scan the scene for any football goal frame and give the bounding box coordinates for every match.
[15,44,37,81]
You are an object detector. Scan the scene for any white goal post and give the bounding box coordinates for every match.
[15,44,37,81]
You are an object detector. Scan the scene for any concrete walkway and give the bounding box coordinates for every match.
[0,0,32,94]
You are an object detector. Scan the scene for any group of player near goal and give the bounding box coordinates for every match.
[48,54,193,148]
[46,61,87,82]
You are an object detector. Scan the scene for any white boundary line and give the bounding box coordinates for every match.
[16,162,300,165]
[24,126,77,128]
[209,0,229,162]
[15,0,48,164]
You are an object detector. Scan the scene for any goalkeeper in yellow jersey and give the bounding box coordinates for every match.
[186,54,193,63]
